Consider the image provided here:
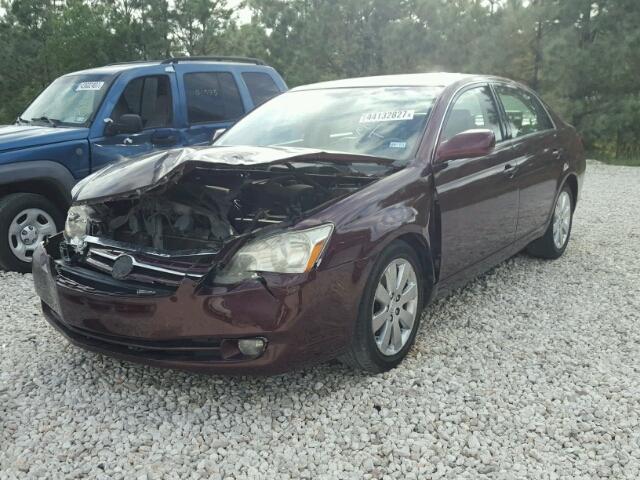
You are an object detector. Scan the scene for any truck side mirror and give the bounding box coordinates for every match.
[116,114,143,135]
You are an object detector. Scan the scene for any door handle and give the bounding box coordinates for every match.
[503,163,518,177]
[152,133,177,146]
[552,148,564,160]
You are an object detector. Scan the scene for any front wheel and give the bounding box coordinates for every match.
[340,241,425,373]
[0,193,64,273]
[526,185,574,259]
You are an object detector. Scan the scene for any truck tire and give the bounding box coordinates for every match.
[0,193,64,273]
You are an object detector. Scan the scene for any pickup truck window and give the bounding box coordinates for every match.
[110,75,172,129]
[21,74,114,127]
[184,72,244,124]
[242,72,280,106]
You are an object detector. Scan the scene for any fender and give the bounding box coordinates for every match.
[0,160,76,204]
[539,172,579,233]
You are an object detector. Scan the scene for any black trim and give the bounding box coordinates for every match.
[0,161,76,202]
[42,303,226,362]
[162,56,265,65]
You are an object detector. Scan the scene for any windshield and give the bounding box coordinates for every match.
[20,74,114,127]
[218,86,442,162]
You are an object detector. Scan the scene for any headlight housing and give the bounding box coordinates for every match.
[64,205,94,247]
[216,224,334,283]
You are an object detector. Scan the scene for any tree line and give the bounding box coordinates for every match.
[1,0,638,162]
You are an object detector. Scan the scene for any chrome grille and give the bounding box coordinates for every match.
[81,246,209,287]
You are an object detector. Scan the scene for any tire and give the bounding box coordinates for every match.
[0,193,65,273]
[340,240,425,373]
[526,184,574,260]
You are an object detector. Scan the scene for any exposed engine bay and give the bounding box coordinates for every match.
[77,163,378,254]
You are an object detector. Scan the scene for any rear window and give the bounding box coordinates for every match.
[495,85,554,138]
[184,72,244,124]
[242,72,281,106]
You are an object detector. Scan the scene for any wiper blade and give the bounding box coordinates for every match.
[16,117,31,125]
[31,116,61,127]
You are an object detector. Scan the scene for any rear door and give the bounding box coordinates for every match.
[493,84,562,238]
[174,66,247,146]
[433,84,520,280]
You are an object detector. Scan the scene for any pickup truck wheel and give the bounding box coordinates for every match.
[0,194,64,273]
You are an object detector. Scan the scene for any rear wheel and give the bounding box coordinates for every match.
[526,185,574,259]
[0,194,64,273]
[340,241,424,373]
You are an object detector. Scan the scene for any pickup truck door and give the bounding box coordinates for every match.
[88,68,182,173]
[173,65,250,146]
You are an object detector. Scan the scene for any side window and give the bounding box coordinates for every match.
[111,75,172,129]
[184,72,244,124]
[441,86,503,142]
[242,72,281,106]
[494,85,554,138]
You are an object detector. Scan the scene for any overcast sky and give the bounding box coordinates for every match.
[229,0,252,24]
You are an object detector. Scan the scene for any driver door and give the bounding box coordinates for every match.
[433,85,520,280]
[90,74,180,172]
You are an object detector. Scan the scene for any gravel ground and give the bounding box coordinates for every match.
[1,161,639,479]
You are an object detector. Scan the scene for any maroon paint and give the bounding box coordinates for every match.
[32,74,586,374]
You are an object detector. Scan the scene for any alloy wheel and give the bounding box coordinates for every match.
[553,191,571,249]
[372,258,419,356]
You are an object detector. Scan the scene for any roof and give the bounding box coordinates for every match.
[66,62,162,76]
[64,56,267,76]
[292,73,474,91]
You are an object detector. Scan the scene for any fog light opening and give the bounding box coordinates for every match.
[238,337,267,357]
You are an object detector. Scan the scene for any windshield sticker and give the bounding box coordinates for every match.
[76,81,105,91]
[359,110,415,123]
[389,141,407,149]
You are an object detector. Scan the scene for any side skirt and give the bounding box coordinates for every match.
[431,225,547,301]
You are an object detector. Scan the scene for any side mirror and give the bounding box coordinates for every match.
[103,118,117,136]
[116,114,143,135]
[212,128,226,144]
[436,129,496,163]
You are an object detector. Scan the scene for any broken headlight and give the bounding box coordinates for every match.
[64,205,95,248]
[216,224,334,283]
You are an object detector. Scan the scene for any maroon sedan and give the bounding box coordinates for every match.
[32,73,585,374]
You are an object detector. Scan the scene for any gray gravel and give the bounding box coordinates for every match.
[1,160,640,479]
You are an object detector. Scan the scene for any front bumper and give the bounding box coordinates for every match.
[32,242,367,375]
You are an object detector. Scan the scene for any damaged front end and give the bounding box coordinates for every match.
[54,147,386,293]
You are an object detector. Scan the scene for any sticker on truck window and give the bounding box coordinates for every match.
[389,141,407,149]
[76,82,105,91]
[359,110,415,123]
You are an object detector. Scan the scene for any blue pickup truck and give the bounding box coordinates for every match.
[0,56,287,272]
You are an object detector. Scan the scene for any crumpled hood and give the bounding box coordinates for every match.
[0,125,89,154]
[72,145,391,203]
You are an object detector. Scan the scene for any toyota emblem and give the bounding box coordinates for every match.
[111,254,135,280]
